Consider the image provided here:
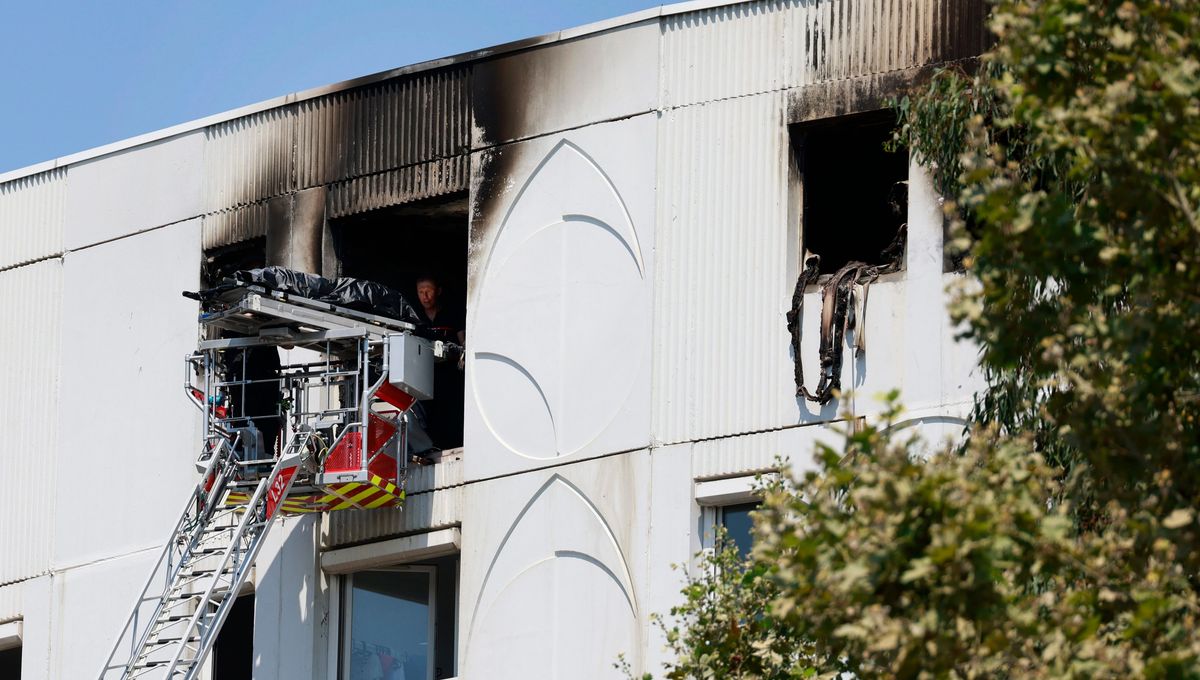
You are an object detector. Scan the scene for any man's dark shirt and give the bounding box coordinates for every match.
[416,306,465,344]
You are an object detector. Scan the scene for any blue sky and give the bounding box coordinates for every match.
[0,1,657,174]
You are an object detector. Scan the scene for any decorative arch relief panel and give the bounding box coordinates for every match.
[460,452,651,679]
[466,115,656,480]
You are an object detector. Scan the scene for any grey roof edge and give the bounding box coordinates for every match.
[0,0,747,185]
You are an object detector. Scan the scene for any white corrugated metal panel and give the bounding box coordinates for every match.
[0,168,66,270]
[661,0,988,109]
[0,260,61,586]
[201,201,269,250]
[0,581,21,624]
[295,68,470,190]
[653,92,798,445]
[661,1,788,108]
[326,156,468,220]
[403,453,464,496]
[691,422,842,480]
[203,106,295,213]
[323,486,463,549]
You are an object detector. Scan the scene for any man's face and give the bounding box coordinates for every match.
[416,281,440,311]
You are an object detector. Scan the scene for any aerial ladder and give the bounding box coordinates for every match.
[98,280,443,680]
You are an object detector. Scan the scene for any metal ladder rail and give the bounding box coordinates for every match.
[158,432,312,680]
[98,436,238,680]
[124,504,242,678]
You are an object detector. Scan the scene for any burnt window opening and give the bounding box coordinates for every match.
[212,594,254,680]
[202,237,267,289]
[792,110,909,275]
[332,192,469,452]
[0,643,20,678]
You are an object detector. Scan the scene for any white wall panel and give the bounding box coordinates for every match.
[64,132,205,250]
[459,451,651,679]
[849,160,984,420]
[653,92,843,446]
[47,552,156,680]
[465,115,656,480]
[644,443,695,673]
[661,1,788,108]
[53,219,202,571]
[0,260,62,587]
[0,168,66,270]
[471,21,658,147]
[17,575,50,679]
[253,515,321,680]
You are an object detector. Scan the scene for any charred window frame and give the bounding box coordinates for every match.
[202,237,267,290]
[790,110,909,277]
[330,192,469,452]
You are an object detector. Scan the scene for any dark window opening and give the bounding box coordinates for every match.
[340,553,460,680]
[332,193,469,452]
[792,110,909,275]
[212,594,255,680]
[0,644,20,679]
[202,237,266,289]
[719,502,760,559]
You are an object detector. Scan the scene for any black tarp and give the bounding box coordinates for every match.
[231,266,420,325]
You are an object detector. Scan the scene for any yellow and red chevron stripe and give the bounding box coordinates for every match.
[321,474,404,511]
[222,474,403,515]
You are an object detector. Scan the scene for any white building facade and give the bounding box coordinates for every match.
[0,1,988,678]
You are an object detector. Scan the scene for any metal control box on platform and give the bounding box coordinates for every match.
[388,332,434,400]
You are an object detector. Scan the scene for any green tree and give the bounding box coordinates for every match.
[646,0,1200,677]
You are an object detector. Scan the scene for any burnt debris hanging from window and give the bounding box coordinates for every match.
[793,110,909,274]
[332,192,469,451]
[786,110,909,405]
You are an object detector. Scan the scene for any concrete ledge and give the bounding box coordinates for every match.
[0,620,21,651]
[694,475,766,506]
[321,527,460,574]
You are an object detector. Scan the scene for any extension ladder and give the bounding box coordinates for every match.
[97,430,312,680]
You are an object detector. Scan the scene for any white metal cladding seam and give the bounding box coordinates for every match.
[0,260,62,586]
[652,92,794,446]
[691,421,843,480]
[326,155,469,220]
[0,168,66,270]
[322,486,463,549]
[0,580,20,623]
[294,68,470,190]
[202,106,295,214]
[201,201,269,251]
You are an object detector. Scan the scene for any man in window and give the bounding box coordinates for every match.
[414,275,465,449]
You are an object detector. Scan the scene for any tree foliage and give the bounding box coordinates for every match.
[647,0,1200,677]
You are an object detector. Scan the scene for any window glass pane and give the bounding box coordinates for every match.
[347,570,432,680]
[720,502,760,558]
